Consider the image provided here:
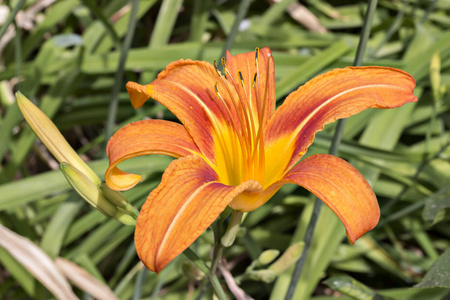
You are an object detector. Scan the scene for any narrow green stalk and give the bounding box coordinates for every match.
[353,0,379,67]
[378,201,424,228]
[420,0,437,24]
[81,0,121,49]
[219,0,252,60]
[211,210,244,274]
[105,0,140,144]
[283,198,322,300]
[284,1,379,299]
[372,1,406,58]
[183,248,228,300]
[0,0,26,39]
[14,22,22,85]
[133,268,148,300]
[221,211,244,247]
[210,244,223,277]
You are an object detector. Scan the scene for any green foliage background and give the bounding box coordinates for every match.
[1,0,450,299]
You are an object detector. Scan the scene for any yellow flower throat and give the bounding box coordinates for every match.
[211,48,272,189]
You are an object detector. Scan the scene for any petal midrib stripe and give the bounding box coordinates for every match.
[289,83,410,146]
[155,181,219,265]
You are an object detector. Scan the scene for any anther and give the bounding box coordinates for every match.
[252,73,257,88]
[238,71,245,88]
[219,57,229,79]
[255,47,259,62]
[214,83,221,98]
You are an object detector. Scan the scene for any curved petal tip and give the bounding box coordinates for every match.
[285,154,380,244]
[126,82,152,109]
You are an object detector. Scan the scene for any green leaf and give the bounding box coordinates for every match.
[415,248,450,288]
[324,275,385,300]
[422,186,450,225]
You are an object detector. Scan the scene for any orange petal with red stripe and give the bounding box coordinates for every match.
[125,59,242,165]
[284,154,380,244]
[265,67,417,173]
[135,155,262,272]
[105,120,201,191]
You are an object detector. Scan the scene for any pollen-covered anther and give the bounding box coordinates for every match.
[238,71,245,88]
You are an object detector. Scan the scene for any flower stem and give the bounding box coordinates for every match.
[183,247,228,300]
[284,1,379,299]
[221,211,244,247]
[210,243,223,276]
[105,0,139,144]
[211,210,244,275]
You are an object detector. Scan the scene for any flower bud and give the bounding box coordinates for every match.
[16,92,100,186]
[269,242,304,275]
[247,269,276,283]
[60,162,136,226]
[257,249,280,266]
[16,91,137,226]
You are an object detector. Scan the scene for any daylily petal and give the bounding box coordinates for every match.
[225,46,276,125]
[106,120,201,191]
[126,60,242,164]
[284,154,380,244]
[265,67,417,174]
[135,155,262,272]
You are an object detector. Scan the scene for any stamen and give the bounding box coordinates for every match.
[253,48,267,183]
[219,62,248,137]
[221,57,227,79]
[215,66,252,175]
[214,83,220,98]
[259,56,271,127]
[238,71,245,86]
[213,60,222,77]
[235,69,257,167]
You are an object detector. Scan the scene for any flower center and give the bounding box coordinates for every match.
[211,48,271,188]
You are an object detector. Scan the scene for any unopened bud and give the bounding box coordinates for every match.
[60,162,136,226]
[16,92,100,186]
[269,242,304,275]
[247,269,276,283]
[257,249,280,266]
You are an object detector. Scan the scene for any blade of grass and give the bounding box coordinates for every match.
[260,0,297,26]
[190,0,209,42]
[40,195,83,258]
[81,0,121,48]
[0,0,26,39]
[149,0,184,48]
[105,0,140,142]
[0,247,35,297]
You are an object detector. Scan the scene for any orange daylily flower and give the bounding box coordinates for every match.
[105,47,417,273]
